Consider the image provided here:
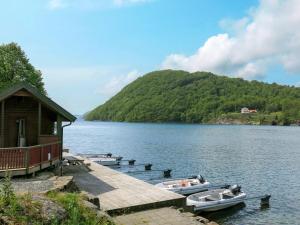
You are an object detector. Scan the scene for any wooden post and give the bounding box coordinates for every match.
[38,102,42,142]
[57,115,62,139]
[1,101,5,148]
[40,145,43,170]
[25,148,30,174]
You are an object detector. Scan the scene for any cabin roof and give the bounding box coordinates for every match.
[0,82,76,122]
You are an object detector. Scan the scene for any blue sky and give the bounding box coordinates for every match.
[0,0,299,114]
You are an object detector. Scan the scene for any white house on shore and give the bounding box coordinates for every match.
[241,107,257,114]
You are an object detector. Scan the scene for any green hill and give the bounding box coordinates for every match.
[85,70,300,125]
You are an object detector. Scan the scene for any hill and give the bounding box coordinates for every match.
[85,70,300,125]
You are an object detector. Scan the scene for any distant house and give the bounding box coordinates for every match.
[241,107,257,114]
[241,107,250,114]
[0,82,76,177]
[249,109,257,113]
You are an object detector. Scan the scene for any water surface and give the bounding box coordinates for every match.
[64,119,300,225]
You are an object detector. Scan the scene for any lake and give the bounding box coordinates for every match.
[64,119,300,225]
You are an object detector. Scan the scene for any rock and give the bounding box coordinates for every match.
[82,200,99,210]
[32,195,67,224]
[207,222,219,225]
[48,176,79,193]
[81,191,100,209]
[0,216,14,225]
[195,216,209,224]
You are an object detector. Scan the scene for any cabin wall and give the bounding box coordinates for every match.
[3,96,60,147]
[4,96,39,147]
[38,135,60,144]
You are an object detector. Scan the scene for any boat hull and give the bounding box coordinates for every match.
[155,180,211,195]
[187,192,247,212]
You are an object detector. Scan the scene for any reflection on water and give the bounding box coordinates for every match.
[64,120,300,225]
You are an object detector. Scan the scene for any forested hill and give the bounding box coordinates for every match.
[85,70,300,125]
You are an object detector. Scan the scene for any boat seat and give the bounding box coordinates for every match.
[222,193,234,199]
[190,181,198,186]
[205,196,219,201]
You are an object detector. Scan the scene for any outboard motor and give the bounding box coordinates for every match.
[229,185,242,195]
[197,175,205,184]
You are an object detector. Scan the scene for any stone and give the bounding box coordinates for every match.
[32,195,67,224]
[0,216,14,225]
[196,216,210,224]
[81,191,100,209]
[48,176,79,193]
[82,200,99,210]
[207,222,219,225]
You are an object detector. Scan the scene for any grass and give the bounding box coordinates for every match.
[47,191,114,225]
[0,172,115,225]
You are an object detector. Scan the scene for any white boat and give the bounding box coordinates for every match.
[155,175,211,195]
[89,157,121,166]
[80,153,123,166]
[186,185,247,212]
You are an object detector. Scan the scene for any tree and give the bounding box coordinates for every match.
[0,43,46,94]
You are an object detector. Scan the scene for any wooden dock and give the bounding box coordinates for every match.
[63,154,185,215]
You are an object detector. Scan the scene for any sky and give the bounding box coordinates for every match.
[1,0,300,114]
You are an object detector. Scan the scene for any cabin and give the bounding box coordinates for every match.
[0,83,76,177]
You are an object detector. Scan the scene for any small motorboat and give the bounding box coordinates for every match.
[155,175,211,195]
[186,185,247,212]
[89,157,122,166]
[79,153,123,166]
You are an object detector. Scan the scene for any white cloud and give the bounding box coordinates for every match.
[48,0,67,9]
[162,0,300,80]
[113,0,150,7]
[47,0,150,10]
[42,66,140,114]
[97,70,140,96]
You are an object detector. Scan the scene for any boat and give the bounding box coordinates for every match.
[186,185,247,212]
[155,175,211,195]
[89,157,121,166]
[78,153,123,166]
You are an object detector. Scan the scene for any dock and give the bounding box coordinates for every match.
[63,154,185,215]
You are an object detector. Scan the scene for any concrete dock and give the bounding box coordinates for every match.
[63,154,185,215]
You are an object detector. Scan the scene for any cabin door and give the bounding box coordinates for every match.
[7,117,27,147]
[17,119,26,147]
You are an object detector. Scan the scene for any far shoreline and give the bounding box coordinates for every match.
[80,118,300,127]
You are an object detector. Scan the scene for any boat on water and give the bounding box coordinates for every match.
[186,185,246,212]
[78,153,123,166]
[155,175,211,195]
[89,157,122,166]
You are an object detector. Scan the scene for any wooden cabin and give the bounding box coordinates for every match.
[0,83,76,176]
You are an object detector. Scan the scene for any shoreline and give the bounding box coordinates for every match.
[81,118,300,127]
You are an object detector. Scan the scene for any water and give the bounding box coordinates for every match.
[64,119,300,225]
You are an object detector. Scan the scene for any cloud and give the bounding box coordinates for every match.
[47,0,151,10]
[113,0,151,7]
[97,70,140,96]
[162,0,300,80]
[48,0,67,9]
[42,66,140,114]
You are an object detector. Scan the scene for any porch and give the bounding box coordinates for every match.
[0,142,61,177]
